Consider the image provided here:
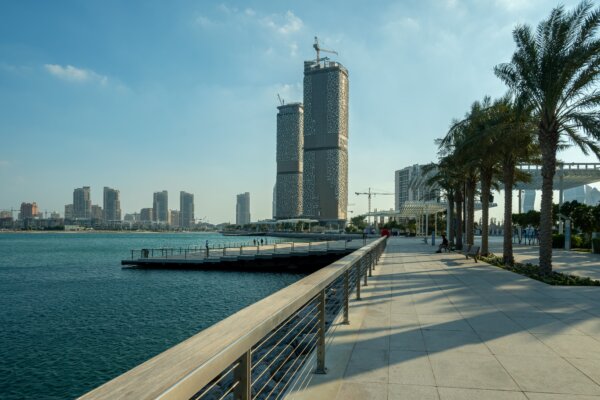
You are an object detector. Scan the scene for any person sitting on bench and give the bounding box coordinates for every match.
[436,234,449,253]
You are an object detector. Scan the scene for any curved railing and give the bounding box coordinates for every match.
[80,236,387,400]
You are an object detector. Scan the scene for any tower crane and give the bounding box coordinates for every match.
[355,188,394,226]
[313,36,338,64]
[277,93,284,106]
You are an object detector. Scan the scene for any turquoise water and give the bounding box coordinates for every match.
[0,232,303,399]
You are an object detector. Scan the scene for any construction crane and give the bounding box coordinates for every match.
[313,36,338,63]
[277,93,284,106]
[355,188,394,226]
[0,208,19,219]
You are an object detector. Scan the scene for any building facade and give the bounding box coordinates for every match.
[140,208,153,222]
[73,186,92,219]
[236,192,251,225]
[275,102,304,219]
[103,187,121,222]
[153,191,169,223]
[19,202,38,220]
[564,185,600,206]
[180,191,194,228]
[302,60,349,224]
[395,164,439,210]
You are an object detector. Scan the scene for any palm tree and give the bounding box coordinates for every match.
[488,98,538,264]
[495,1,600,274]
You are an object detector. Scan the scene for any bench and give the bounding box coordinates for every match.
[464,245,480,262]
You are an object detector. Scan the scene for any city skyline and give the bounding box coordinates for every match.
[1,0,597,223]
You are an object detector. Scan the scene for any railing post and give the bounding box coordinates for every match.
[363,258,368,286]
[326,241,329,251]
[356,261,361,300]
[240,246,242,255]
[223,247,226,256]
[131,250,134,260]
[315,289,327,374]
[233,350,251,400]
[292,242,295,251]
[369,253,373,277]
[343,270,350,325]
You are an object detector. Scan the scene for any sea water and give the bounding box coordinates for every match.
[0,232,303,399]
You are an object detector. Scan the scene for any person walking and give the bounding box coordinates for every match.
[205,240,209,257]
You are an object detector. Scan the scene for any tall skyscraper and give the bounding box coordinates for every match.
[73,186,91,219]
[153,191,169,223]
[236,192,251,225]
[276,102,304,219]
[522,190,536,213]
[103,187,121,222]
[302,59,349,223]
[180,191,194,228]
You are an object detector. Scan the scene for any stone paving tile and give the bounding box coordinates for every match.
[388,350,436,386]
[334,382,387,400]
[388,383,440,399]
[496,354,600,395]
[429,352,519,391]
[422,329,492,355]
[524,393,600,399]
[437,387,528,399]
[478,331,552,356]
[534,333,600,359]
[567,357,600,385]
[343,348,388,383]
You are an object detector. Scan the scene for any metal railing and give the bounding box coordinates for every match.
[129,239,366,261]
[82,236,387,400]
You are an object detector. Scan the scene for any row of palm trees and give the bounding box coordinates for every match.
[428,1,600,275]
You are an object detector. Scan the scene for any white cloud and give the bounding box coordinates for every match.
[262,11,303,35]
[44,64,108,85]
[244,8,256,17]
[494,0,539,12]
[195,15,213,28]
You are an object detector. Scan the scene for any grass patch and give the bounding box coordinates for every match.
[480,254,600,286]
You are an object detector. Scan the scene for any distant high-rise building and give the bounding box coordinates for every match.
[522,190,536,213]
[180,191,194,228]
[73,186,92,219]
[564,185,600,206]
[236,192,251,225]
[50,212,60,219]
[275,102,304,219]
[64,204,74,220]
[153,191,168,223]
[272,184,277,219]
[19,202,38,220]
[91,205,103,220]
[140,208,153,222]
[395,164,439,210]
[170,210,180,228]
[124,213,140,222]
[302,59,348,223]
[103,187,121,222]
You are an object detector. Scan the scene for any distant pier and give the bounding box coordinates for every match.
[121,239,371,272]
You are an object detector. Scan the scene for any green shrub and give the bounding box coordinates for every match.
[571,235,584,248]
[480,254,600,286]
[552,234,564,248]
[593,238,600,254]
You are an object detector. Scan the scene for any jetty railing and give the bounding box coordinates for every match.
[81,236,387,400]
[128,239,364,260]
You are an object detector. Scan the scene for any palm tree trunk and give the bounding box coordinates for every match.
[539,131,558,275]
[466,177,476,245]
[502,161,515,265]
[481,173,491,256]
[447,193,455,245]
[455,187,463,250]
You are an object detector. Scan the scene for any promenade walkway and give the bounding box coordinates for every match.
[286,237,600,400]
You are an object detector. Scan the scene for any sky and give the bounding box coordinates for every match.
[0,0,596,224]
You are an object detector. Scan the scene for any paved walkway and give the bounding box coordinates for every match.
[286,237,600,400]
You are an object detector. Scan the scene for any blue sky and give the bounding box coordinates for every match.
[0,0,593,223]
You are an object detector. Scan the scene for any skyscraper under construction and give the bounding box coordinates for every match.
[302,44,349,225]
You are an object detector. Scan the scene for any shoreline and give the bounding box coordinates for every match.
[0,230,221,235]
